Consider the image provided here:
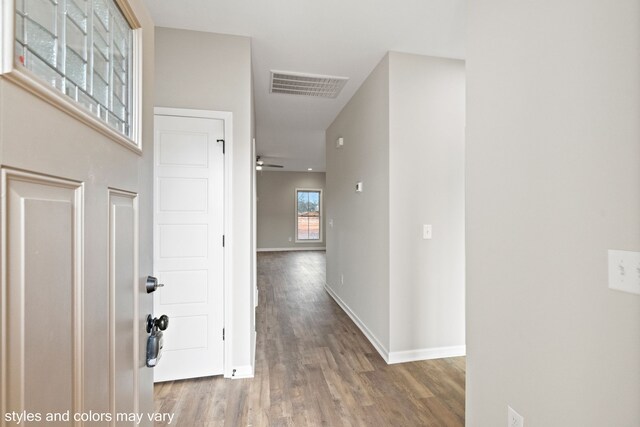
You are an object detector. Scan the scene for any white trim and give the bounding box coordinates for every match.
[154,107,228,120]
[257,247,326,252]
[153,107,234,379]
[387,346,466,364]
[324,284,389,363]
[129,28,143,148]
[107,189,139,424]
[1,168,85,426]
[230,365,254,379]
[0,1,144,152]
[324,283,465,365]
[294,187,323,243]
[1,0,15,74]
[3,70,143,153]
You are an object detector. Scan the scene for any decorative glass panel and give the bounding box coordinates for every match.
[25,19,57,65]
[14,0,134,138]
[66,0,87,30]
[66,47,86,87]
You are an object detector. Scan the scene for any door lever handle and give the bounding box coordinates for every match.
[146,275,164,293]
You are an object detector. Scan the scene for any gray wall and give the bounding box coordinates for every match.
[466,0,640,425]
[388,53,465,354]
[326,52,465,360]
[257,171,326,250]
[326,54,391,352]
[155,28,255,371]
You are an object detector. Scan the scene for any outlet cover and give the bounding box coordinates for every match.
[608,249,640,295]
[508,406,524,427]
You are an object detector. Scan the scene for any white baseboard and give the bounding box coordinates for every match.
[257,247,326,252]
[324,283,390,363]
[387,345,466,364]
[324,284,466,366]
[231,364,254,379]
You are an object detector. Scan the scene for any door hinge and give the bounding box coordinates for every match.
[223,328,225,340]
[222,235,225,247]
[217,139,225,154]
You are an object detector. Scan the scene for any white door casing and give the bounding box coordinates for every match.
[153,109,229,381]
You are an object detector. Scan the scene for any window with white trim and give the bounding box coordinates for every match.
[295,189,322,242]
[15,0,134,137]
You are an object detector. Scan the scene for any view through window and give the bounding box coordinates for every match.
[296,189,321,241]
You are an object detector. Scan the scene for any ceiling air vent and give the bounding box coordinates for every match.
[270,70,348,98]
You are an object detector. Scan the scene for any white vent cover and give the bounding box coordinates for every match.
[270,70,348,98]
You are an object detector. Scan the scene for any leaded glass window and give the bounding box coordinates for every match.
[15,0,133,137]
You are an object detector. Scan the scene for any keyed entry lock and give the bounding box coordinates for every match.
[146,276,164,293]
[146,314,169,368]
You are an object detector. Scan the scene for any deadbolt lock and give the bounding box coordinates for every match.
[146,275,165,293]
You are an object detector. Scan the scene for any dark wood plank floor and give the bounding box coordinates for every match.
[154,251,465,426]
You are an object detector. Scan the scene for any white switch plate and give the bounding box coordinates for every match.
[355,182,363,193]
[423,224,432,240]
[336,137,344,148]
[608,249,640,295]
[329,219,334,228]
[508,406,524,427]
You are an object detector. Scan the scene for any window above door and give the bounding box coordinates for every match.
[1,0,143,152]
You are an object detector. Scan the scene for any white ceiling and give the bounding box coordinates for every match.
[144,0,466,171]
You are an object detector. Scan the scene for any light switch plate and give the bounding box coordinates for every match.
[608,249,640,295]
[423,224,432,240]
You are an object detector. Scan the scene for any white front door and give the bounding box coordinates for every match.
[153,111,225,382]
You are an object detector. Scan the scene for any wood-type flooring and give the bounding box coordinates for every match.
[154,250,465,426]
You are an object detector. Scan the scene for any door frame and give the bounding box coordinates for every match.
[153,107,234,378]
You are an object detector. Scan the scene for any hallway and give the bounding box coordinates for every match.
[154,251,465,426]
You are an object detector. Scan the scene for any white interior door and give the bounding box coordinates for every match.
[153,112,225,382]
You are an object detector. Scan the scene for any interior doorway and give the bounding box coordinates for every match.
[152,108,232,381]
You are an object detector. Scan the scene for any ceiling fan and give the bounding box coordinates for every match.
[256,156,283,170]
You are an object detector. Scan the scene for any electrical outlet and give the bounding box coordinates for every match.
[508,406,524,427]
[608,250,640,295]
[288,236,292,242]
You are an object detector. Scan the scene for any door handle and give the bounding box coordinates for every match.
[146,314,169,368]
[146,275,164,293]
[146,314,169,333]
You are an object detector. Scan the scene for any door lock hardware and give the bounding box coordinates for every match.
[146,276,165,293]
[146,314,168,368]
[146,314,169,333]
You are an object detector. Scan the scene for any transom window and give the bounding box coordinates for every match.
[15,0,134,137]
[296,189,322,242]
